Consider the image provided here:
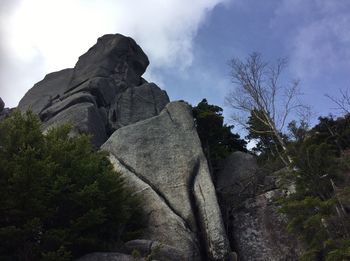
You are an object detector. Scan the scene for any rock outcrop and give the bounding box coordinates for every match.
[0,97,11,120]
[101,101,231,260]
[216,152,303,261]
[18,34,169,147]
[17,34,231,260]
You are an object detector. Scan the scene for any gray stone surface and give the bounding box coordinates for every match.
[232,190,303,261]
[18,68,74,114]
[109,82,169,130]
[39,92,96,121]
[68,34,149,90]
[217,151,258,196]
[42,102,106,147]
[107,154,200,260]
[217,152,303,261]
[17,34,169,146]
[102,101,230,260]
[216,151,259,212]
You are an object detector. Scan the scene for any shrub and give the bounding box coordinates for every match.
[0,110,142,260]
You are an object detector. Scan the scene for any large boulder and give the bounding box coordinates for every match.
[68,34,149,90]
[216,152,303,260]
[216,151,259,205]
[101,101,231,260]
[18,34,169,147]
[18,69,74,115]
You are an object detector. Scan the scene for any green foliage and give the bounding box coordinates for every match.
[131,243,163,261]
[278,114,350,260]
[192,99,246,172]
[246,109,288,170]
[0,110,143,261]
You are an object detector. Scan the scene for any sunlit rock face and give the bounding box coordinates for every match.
[216,152,304,261]
[101,101,231,260]
[18,34,169,147]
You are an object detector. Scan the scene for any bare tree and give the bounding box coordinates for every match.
[226,53,308,166]
[326,88,350,115]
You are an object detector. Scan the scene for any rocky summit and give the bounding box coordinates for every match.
[18,34,169,147]
[17,33,303,260]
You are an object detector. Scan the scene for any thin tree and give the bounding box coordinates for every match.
[326,88,350,115]
[226,53,308,166]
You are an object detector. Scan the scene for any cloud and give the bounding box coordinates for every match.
[0,0,228,107]
[272,0,350,80]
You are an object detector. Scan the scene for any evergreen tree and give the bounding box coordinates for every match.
[192,99,246,173]
[0,110,143,261]
[279,114,350,261]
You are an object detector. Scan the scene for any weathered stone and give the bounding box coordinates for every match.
[102,101,230,260]
[39,92,96,121]
[123,239,190,261]
[18,68,73,114]
[68,34,149,91]
[108,82,169,130]
[65,77,124,107]
[0,97,4,112]
[76,252,133,261]
[43,102,106,147]
[107,154,200,260]
[217,152,258,194]
[216,151,259,209]
[232,189,303,261]
[17,34,169,146]
[217,152,303,260]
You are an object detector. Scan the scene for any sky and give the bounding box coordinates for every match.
[1,0,350,131]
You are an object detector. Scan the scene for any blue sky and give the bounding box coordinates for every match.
[1,0,350,129]
[152,0,350,124]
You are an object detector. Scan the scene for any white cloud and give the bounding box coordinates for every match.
[273,0,350,80]
[0,0,228,107]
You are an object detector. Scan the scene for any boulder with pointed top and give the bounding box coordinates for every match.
[18,34,169,147]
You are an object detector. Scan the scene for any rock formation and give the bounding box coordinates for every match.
[102,101,230,260]
[18,34,169,147]
[216,151,303,261]
[16,33,304,261]
[18,34,231,260]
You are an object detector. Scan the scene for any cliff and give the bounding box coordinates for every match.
[15,34,302,261]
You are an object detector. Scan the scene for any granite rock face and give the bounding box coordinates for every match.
[101,101,231,260]
[216,152,303,261]
[231,190,303,261]
[18,34,169,147]
[17,34,231,260]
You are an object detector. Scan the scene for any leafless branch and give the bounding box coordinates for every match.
[227,53,306,166]
[326,89,350,115]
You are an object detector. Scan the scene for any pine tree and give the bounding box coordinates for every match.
[0,110,143,261]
